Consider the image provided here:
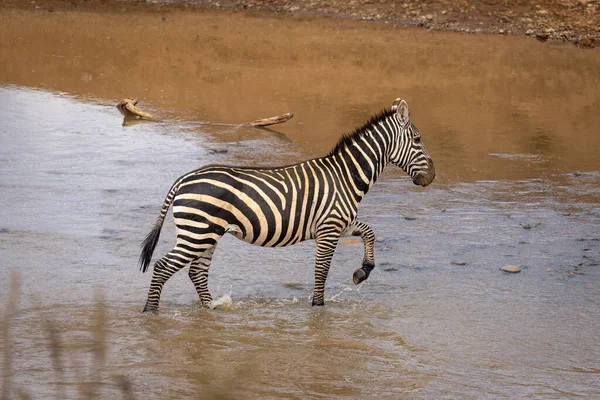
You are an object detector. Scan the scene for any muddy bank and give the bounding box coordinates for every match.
[2,0,599,48]
[198,0,600,48]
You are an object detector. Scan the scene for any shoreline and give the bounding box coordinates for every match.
[2,0,599,48]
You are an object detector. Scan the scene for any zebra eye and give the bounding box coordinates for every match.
[414,136,421,144]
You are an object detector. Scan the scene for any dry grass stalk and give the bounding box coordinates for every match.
[1,272,19,400]
[89,288,107,399]
[1,275,138,399]
[2,275,243,399]
[43,318,66,399]
[113,374,136,400]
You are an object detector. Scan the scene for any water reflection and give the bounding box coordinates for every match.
[524,129,555,154]
[121,115,156,127]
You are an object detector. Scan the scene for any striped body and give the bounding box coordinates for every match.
[175,157,369,248]
[140,98,435,311]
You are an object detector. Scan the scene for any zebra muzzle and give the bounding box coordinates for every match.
[412,158,435,187]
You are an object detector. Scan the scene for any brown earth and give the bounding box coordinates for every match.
[2,0,599,48]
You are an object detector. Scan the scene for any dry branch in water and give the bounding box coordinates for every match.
[115,98,293,128]
[116,98,156,120]
[248,112,293,127]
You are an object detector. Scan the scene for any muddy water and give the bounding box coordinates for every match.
[1,6,600,399]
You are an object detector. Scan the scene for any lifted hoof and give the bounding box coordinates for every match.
[353,268,368,285]
[311,298,325,306]
[353,262,374,284]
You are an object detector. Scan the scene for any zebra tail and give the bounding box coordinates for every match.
[138,178,183,273]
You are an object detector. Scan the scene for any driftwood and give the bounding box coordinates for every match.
[116,98,293,129]
[248,112,293,127]
[116,98,156,120]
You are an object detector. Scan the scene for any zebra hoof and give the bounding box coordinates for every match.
[200,296,213,308]
[311,298,325,306]
[142,303,158,313]
[353,268,368,285]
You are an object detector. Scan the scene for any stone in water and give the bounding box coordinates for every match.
[501,265,521,273]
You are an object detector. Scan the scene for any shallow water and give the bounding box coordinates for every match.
[1,6,600,399]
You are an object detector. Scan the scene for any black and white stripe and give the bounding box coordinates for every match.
[139,98,435,311]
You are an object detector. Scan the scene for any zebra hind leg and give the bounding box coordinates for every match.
[188,245,217,307]
[143,244,193,312]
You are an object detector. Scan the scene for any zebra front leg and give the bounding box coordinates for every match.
[312,232,340,306]
[143,245,192,312]
[188,245,217,307]
[347,221,376,285]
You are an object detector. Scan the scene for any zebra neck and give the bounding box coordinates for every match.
[330,129,388,198]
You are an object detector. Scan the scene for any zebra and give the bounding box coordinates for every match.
[139,97,435,311]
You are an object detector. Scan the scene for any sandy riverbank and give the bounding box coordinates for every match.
[2,0,599,48]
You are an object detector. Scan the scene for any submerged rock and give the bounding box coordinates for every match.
[501,265,521,273]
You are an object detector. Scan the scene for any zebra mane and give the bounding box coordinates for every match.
[328,108,395,157]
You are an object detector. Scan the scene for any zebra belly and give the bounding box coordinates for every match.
[226,223,314,247]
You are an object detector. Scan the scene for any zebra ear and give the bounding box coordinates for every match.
[392,98,410,127]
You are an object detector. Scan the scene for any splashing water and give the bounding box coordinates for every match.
[326,286,358,302]
[209,294,236,311]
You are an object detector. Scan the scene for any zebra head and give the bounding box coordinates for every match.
[389,98,435,187]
